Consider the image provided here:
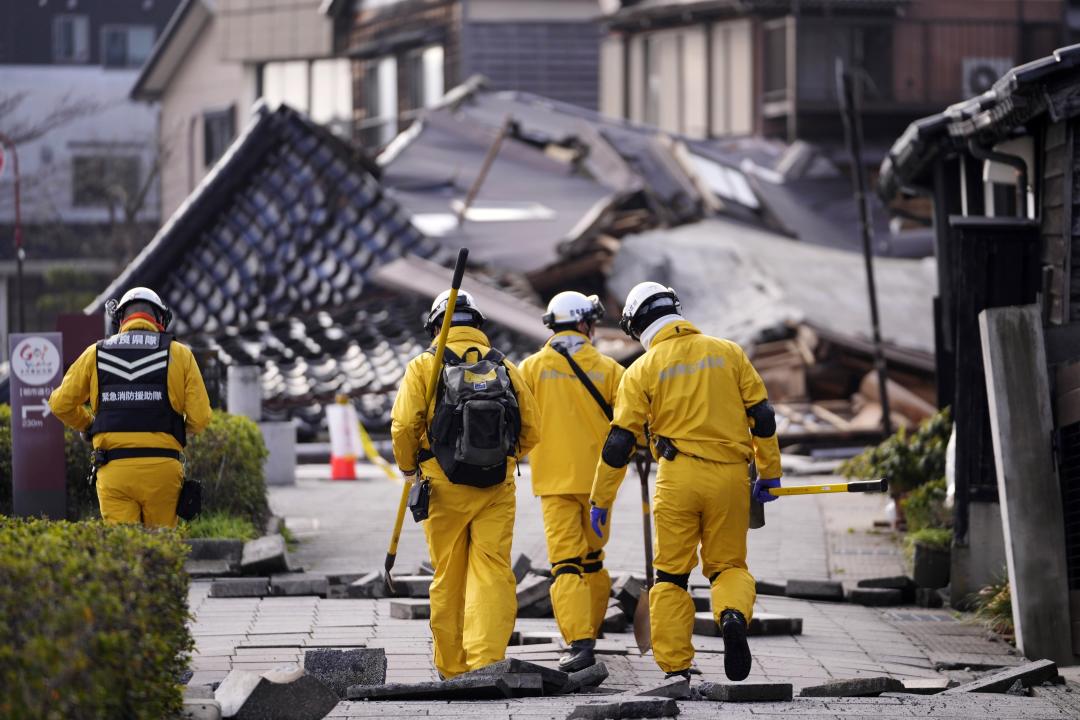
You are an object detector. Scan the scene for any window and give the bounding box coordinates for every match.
[762,20,789,103]
[796,22,893,103]
[402,45,444,113]
[72,156,140,207]
[360,57,397,148]
[53,15,89,64]
[203,107,236,168]
[101,25,155,68]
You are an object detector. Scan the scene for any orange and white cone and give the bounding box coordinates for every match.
[326,395,362,481]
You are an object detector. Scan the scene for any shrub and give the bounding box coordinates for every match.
[840,407,952,495]
[0,518,192,719]
[64,429,99,521]
[183,511,258,541]
[900,478,950,533]
[973,575,1013,639]
[907,527,953,551]
[184,411,270,530]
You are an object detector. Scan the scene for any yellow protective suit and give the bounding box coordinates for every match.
[519,331,624,643]
[48,317,213,528]
[590,320,781,674]
[391,325,541,679]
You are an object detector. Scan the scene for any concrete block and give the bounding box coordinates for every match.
[417,559,435,575]
[691,589,710,613]
[324,572,366,586]
[531,562,553,577]
[698,682,793,702]
[303,648,387,698]
[460,657,569,695]
[216,665,337,720]
[513,553,532,583]
[692,612,718,637]
[186,560,237,578]
[346,570,386,599]
[389,598,430,620]
[942,659,1058,694]
[636,678,690,699]
[601,605,628,634]
[186,539,244,563]
[259,421,296,487]
[184,685,215,700]
[517,573,554,618]
[786,579,845,602]
[391,574,433,598]
[181,698,222,720]
[240,535,289,576]
[565,662,609,693]
[500,673,545,697]
[848,587,904,607]
[270,574,328,598]
[901,677,952,694]
[748,612,803,636]
[227,365,262,420]
[347,675,512,701]
[755,579,787,597]
[209,577,269,598]
[915,587,944,608]
[800,677,904,697]
[567,698,679,719]
[857,575,917,603]
[611,575,644,617]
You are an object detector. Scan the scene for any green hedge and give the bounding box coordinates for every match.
[840,407,952,495]
[2,407,269,528]
[0,518,192,719]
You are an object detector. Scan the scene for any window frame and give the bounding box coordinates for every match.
[100,24,157,69]
[203,106,237,169]
[53,14,90,64]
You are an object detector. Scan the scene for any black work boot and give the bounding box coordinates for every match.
[664,669,691,682]
[559,639,596,672]
[721,609,752,681]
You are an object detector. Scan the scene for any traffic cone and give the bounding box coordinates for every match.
[326,395,360,481]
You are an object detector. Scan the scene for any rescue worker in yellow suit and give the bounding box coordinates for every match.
[391,289,541,680]
[49,287,212,528]
[519,291,623,672]
[590,282,783,683]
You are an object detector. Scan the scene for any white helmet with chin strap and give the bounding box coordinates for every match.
[108,286,173,330]
[424,288,486,334]
[619,281,681,340]
[542,291,605,329]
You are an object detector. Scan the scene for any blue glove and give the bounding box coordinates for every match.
[590,506,609,539]
[753,477,781,504]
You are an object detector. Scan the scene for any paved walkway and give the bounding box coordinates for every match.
[186,464,1074,718]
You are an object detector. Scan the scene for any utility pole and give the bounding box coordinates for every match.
[0,132,25,333]
[835,59,892,437]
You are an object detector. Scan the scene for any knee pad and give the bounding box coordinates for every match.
[601,426,636,468]
[655,570,690,591]
[552,557,583,578]
[583,549,603,573]
[747,400,776,437]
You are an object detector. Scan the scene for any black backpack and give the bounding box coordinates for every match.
[428,346,522,488]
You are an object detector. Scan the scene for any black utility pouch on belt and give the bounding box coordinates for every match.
[655,436,678,461]
[408,479,431,522]
[176,480,202,521]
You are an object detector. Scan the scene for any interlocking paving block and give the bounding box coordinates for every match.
[692,612,718,637]
[566,697,679,719]
[915,587,945,608]
[521,630,563,645]
[690,589,710,613]
[755,579,787,597]
[347,675,512,701]
[389,598,431,620]
[187,560,237,578]
[517,573,554,618]
[900,677,952,694]
[513,553,533,583]
[786,579,845,602]
[501,673,546,697]
[346,571,387,599]
[303,648,387,698]
[216,665,337,720]
[601,606,628,634]
[209,577,269,598]
[857,575,917,603]
[635,678,690,699]
[187,539,244,563]
[270,574,329,598]
[748,612,803,636]
[324,572,366,587]
[240,535,289,576]
[610,575,644,617]
[941,659,1058,694]
[799,676,905,697]
[565,662,609,693]
[417,560,436,575]
[181,698,222,720]
[391,575,433,598]
[848,587,904,607]
[698,681,793,702]
[460,657,570,695]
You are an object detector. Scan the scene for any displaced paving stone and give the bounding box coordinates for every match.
[636,678,690,699]
[698,682,793,702]
[755,579,787,596]
[184,685,215,700]
[901,677,952,694]
[417,560,436,575]
[611,575,644,617]
[513,553,533,583]
[389,598,431,620]
[303,648,387,698]
[461,657,569,695]
[800,676,905,697]
[181,698,222,720]
[692,612,718,637]
[187,538,244,563]
[601,605,628,634]
[517,573,554,618]
[240,535,290,576]
[520,630,563,645]
[324,572,366,587]
[691,589,710,613]
[748,612,803,636]
[209,577,269,598]
[500,673,546,697]
[346,570,386,599]
[916,587,945,608]
[390,574,433,598]
[942,659,1058,694]
[348,675,512,701]
[848,587,904,607]
[565,662,609,693]
[270,574,329,598]
[786,579,845,602]
[186,560,237,578]
[216,665,337,720]
[857,575,917,603]
[566,697,679,719]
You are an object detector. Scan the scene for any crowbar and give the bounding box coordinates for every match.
[768,478,888,496]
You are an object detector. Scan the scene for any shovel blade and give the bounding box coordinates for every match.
[632,586,651,653]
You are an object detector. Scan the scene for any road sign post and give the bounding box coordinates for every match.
[9,333,66,519]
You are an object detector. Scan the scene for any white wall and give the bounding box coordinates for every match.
[711,19,754,136]
[219,0,333,62]
[0,66,160,225]
[599,35,624,120]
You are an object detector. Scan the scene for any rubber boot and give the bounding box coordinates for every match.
[664,669,691,682]
[721,609,751,681]
[558,639,596,672]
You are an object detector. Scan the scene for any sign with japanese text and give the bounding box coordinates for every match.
[9,333,66,519]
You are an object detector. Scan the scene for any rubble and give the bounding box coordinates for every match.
[513,553,533,583]
[610,575,645,617]
[209,578,269,599]
[240,535,290,576]
[389,598,431,620]
[785,579,845,602]
[302,648,387,697]
[460,658,570,695]
[215,665,337,720]
[517,573,554,618]
[270,574,328,598]
[635,678,690,699]
[601,604,629,633]
[848,587,904,607]
[697,682,793,702]
[800,677,905,697]
[941,660,1058,694]
[347,675,516,701]
[564,662,610,693]
[346,571,387,599]
[566,697,679,719]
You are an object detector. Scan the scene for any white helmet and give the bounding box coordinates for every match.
[542,291,605,329]
[619,282,681,340]
[109,286,172,329]
[424,288,486,334]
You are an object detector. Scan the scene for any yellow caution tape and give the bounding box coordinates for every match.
[357,419,402,484]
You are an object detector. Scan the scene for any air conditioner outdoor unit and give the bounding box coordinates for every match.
[962,57,1014,98]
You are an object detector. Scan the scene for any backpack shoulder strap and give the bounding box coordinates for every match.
[553,345,613,421]
[483,348,506,364]
[427,346,463,366]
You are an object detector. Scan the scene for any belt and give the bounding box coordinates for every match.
[94,448,182,466]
